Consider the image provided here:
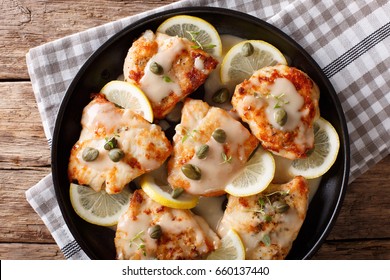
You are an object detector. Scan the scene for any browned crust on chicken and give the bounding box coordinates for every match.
[218,176,309,259]
[232,65,320,159]
[124,30,218,119]
[115,189,220,260]
[68,94,172,194]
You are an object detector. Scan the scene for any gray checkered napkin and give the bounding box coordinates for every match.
[25,0,390,259]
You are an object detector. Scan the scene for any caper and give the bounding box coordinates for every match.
[171,187,184,199]
[274,109,288,126]
[212,88,229,104]
[196,144,209,159]
[241,42,254,57]
[212,128,227,143]
[150,62,163,75]
[273,201,290,213]
[148,225,162,240]
[82,147,99,162]
[108,148,124,162]
[181,164,201,180]
[104,136,118,150]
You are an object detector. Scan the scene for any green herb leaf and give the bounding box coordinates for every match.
[220,152,233,164]
[262,234,271,246]
[163,75,172,83]
[264,215,272,222]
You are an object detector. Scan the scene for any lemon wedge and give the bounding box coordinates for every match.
[69,183,132,226]
[140,173,199,209]
[157,15,222,57]
[225,146,275,197]
[207,229,246,260]
[288,117,340,179]
[220,40,287,86]
[100,80,154,123]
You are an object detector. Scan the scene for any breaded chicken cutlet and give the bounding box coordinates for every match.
[115,189,220,260]
[68,94,172,194]
[218,176,309,259]
[232,65,320,159]
[123,30,218,119]
[167,98,259,196]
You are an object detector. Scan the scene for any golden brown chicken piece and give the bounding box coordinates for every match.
[68,94,172,194]
[123,30,218,119]
[115,189,220,260]
[218,176,309,260]
[167,98,259,196]
[231,65,320,159]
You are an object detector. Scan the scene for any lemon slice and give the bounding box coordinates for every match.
[220,40,287,86]
[207,229,245,260]
[157,15,222,57]
[225,147,275,197]
[140,174,199,209]
[69,183,132,226]
[288,117,340,179]
[100,80,153,123]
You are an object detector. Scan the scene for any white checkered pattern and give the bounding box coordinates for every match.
[25,0,390,259]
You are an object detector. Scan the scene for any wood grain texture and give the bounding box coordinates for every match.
[0,0,178,79]
[0,82,50,169]
[0,243,64,260]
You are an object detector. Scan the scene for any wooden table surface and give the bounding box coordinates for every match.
[0,0,389,260]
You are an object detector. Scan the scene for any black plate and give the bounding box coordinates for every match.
[52,7,350,260]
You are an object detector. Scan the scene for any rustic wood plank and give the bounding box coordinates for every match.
[327,155,390,240]
[0,82,50,169]
[0,243,64,260]
[314,239,390,260]
[0,0,178,79]
[0,168,53,243]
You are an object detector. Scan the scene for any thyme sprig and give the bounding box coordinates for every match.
[181,128,199,143]
[267,93,290,109]
[129,230,146,257]
[186,30,216,51]
[220,152,233,164]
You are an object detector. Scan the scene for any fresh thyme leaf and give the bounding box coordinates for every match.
[203,44,216,49]
[264,215,272,222]
[258,197,265,208]
[262,234,271,246]
[163,75,172,83]
[130,230,144,243]
[185,30,215,51]
[221,152,232,164]
[181,129,198,143]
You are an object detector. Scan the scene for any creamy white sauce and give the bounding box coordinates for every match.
[194,57,204,71]
[204,35,246,110]
[272,155,321,202]
[192,196,226,232]
[184,110,252,195]
[140,36,184,103]
[265,78,304,131]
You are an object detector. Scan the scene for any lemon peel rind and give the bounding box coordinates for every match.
[207,229,245,260]
[69,183,131,227]
[156,15,222,57]
[288,117,340,179]
[100,80,154,123]
[140,175,199,209]
[220,40,287,85]
[224,148,275,197]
